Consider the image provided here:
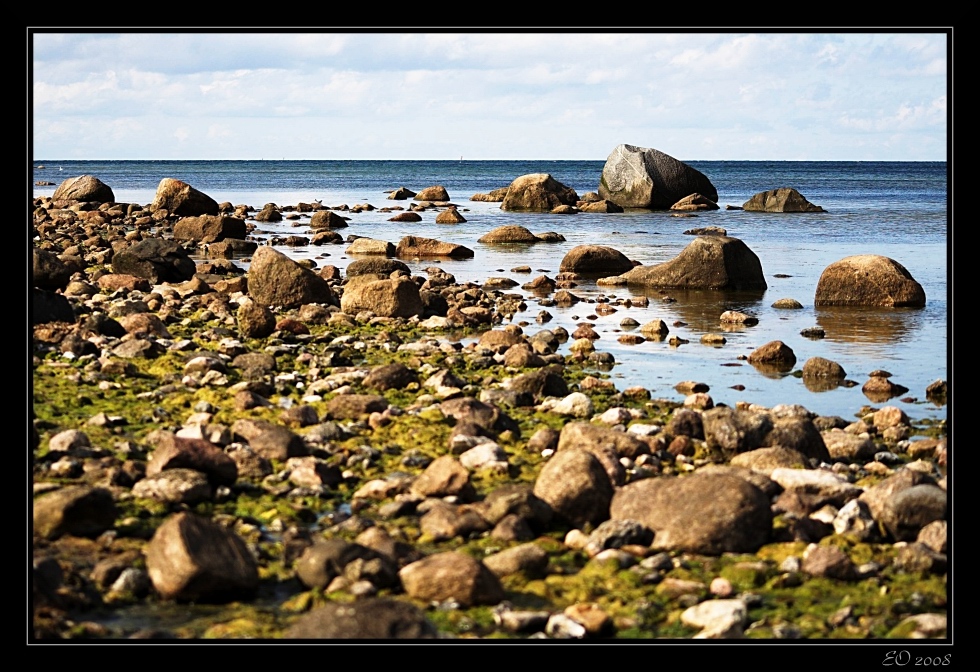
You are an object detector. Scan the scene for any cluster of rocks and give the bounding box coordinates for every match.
[31,170,946,641]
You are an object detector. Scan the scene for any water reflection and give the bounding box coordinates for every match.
[624,288,768,333]
[815,306,922,344]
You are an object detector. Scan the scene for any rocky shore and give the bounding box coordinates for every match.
[31,170,947,641]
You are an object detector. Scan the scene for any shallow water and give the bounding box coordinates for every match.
[33,160,949,423]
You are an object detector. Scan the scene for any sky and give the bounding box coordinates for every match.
[30,31,949,161]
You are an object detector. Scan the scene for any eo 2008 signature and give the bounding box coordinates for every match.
[883,651,950,666]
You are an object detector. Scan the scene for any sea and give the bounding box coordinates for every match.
[32,159,949,425]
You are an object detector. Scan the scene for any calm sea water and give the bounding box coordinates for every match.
[32,160,949,423]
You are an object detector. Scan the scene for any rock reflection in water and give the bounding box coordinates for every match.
[815,306,922,345]
[627,288,767,335]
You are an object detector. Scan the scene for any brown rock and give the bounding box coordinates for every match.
[501,173,578,211]
[814,255,925,307]
[144,512,259,602]
[616,236,767,290]
[247,246,336,308]
[742,188,825,213]
[399,552,504,606]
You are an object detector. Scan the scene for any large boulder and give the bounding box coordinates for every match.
[559,245,634,276]
[247,246,336,308]
[500,173,578,212]
[52,175,114,203]
[111,238,197,283]
[743,188,824,213]
[814,255,926,307]
[613,236,767,290]
[609,472,772,554]
[598,144,717,209]
[150,178,219,216]
[173,215,247,243]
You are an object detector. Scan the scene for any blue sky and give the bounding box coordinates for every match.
[31,31,948,161]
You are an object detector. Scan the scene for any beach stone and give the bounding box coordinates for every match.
[341,275,423,318]
[533,448,613,528]
[346,238,395,256]
[772,298,804,309]
[610,472,772,554]
[310,210,349,229]
[150,177,219,216]
[285,598,437,639]
[52,174,115,202]
[616,236,767,290]
[730,446,809,474]
[111,238,196,284]
[702,406,773,455]
[326,394,389,420]
[144,512,259,602]
[410,455,475,501]
[173,215,247,243]
[395,235,474,259]
[814,255,926,307]
[720,310,758,325]
[483,543,549,578]
[862,375,909,402]
[671,193,719,211]
[558,421,649,460]
[33,248,72,291]
[879,484,947,542]
[801,545,856,580]
[551,392,594,418]
[802,356,846,382]
[501,173,579,211]
[748,341,796,368]
[470,187,509,202]
[859,470,936,521]
[399,552,504,607]
[295,539,389,590]
[559,245,634,276]
[388,211,422,222]
[769,467,862,510]
[577,199,624,213]
[598,144,718,208]
[742,187,825,212]
[478,225,540,244]
[364,363,418,391]
[254,204,282,222]
[435,206,466,224]
[247,246,336,308]
[131,468,212,504]
[414,185,450,201]
[346,258,411,278]
[681,599,747,638]
[145,432,238,487]
[237,301,276,338]
[387,187,416,200]
[33,485,117,539]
